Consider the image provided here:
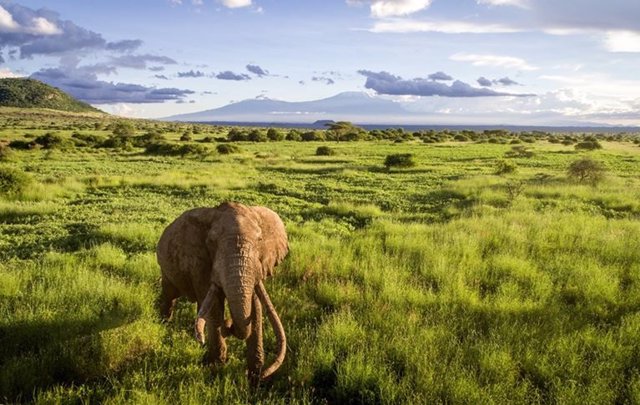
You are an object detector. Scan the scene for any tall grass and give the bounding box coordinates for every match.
[0,126,639,403]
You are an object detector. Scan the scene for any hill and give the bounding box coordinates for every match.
[0,78,100,113]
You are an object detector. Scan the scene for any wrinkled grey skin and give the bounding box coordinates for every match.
[157,202,288,385]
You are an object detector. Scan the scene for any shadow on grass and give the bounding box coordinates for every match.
[0,312,134,402]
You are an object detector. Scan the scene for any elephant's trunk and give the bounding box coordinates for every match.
[224,266,255,340]
[256,280,286,380]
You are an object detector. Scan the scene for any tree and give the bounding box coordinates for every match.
[325,121,364,141]
[248,129,267,142]
[266,128,284,141]
[112,121,135,137]
[567,158,605,185]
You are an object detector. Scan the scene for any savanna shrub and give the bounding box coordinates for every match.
[144,142,208,157]
[574,140,602,150]
[100,136,133,150]
[0,143,14,161]
[71,132,107,147]
[8,140,36,150]
[384,153,415,169]
[216,144,241,154]
[495,159,517,175]
[34,133,72,150]
[568,158,605,185]
[247,130,267,142]
[505,145,534,158]
[180,132,192,142]
[267,128,284,141]
[316,146,335,156]
[0,167,31,196]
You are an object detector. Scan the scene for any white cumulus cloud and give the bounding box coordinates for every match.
[450,53,538,71]
[603,31,640,53]
[371,19,520,34]
[348,0,432,18]
[0,5,61,35]
[219,0,252,8]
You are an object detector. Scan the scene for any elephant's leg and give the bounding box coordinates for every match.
[159,277,179,321]
[206,287,228,365]
[246,293,264,387]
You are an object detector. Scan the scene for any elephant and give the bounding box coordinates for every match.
[156,202,288,385]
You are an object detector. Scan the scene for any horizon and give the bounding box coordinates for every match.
[1,0,639,126]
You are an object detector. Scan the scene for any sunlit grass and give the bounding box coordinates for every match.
[0,122,639,403]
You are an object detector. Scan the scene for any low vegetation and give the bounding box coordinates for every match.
[0,108,639,404]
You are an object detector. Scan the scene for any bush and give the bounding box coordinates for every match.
[132,132,166,147]
[286,130,302,141]
[568,158,605,185]
[453,134,470,142]
[8,140,37,150]
[228,128,248,142]
[100,136,133,150]
[112,121,135,137]
[34,133,72,150]
[0,143,14,161]
[267,128,284,141]
[316,146,335,156]
[144,142,209,157]
[574,140,602,151]
[216,144,241,154]
[495,159,517,175]
[505,145,534,158]
[71,132,107,147]
[247,130,267,142]
[180,132,192,142]
[0,167,31,197]
[384,153,415,169]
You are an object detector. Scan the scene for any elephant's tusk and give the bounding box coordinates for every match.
[255,280,286,380]
[195,285,216,345]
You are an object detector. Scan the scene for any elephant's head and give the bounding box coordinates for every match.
[196,202,288,378]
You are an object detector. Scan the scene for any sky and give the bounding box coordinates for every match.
[0,0,639,125]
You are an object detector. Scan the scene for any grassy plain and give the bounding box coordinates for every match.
[1,109,640,404]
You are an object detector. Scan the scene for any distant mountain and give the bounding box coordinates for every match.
[163,92,415,123]
[0,78,100,113]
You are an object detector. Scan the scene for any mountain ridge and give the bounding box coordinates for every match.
[163,91,412,123]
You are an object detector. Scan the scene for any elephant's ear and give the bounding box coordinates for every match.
[253,206,289,278]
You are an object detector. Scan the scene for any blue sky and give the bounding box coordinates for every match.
[1,0,639,125]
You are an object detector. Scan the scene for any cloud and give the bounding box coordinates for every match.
[347,0,433,18]
[450,53,538,71]
[177,69,206,78]
[0,3,146,60]
[0,67,22,78]
[154,74,169,80]
[111,54,177,69]
[370,19,521,34]
[603,31,640,52]
[149,66,165,72]
[358,70,532,97]
[476,0,528,7]
[428,71,453,81]
[477,76,520,86]
[477,76,493,87]
[312,76,335,85]
[246,64,268,77]
[219,0,252,9]
[215,70,251,80]
[31,67,194,104]
[106,39,143,52]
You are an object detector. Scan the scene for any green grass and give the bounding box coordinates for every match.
[0,110,639,403]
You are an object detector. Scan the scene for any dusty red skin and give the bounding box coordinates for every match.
[157,202,288,385]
